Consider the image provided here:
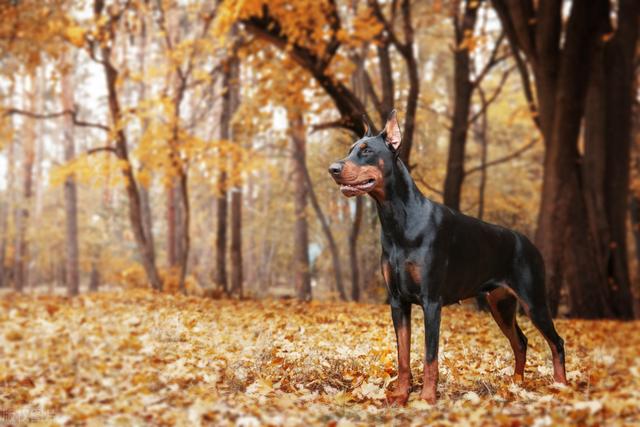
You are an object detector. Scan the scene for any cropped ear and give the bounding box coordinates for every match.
[362,114,373,137]
[383,109,401,151]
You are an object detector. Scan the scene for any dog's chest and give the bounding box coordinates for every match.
[383,248,426,301]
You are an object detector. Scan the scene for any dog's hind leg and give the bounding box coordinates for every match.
[508,265,567,384]
[523,298,567,384]
[486,287,528,382]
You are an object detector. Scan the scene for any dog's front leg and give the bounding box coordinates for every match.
[420,299,442,403]
[386,300,412,406]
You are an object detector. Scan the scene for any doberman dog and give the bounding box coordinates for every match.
[328,110,567,405]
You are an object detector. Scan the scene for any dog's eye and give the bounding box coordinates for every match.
[361,147,373,156]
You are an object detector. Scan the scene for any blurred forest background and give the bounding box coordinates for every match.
[0,0,638,319]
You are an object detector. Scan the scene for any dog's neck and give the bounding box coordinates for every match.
[372,159,428,234]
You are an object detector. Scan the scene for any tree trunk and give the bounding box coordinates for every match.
[167,74,191,295]
[61,56,80,297]
[474,89,490,311]
[89,261,100,292]
[257,169,274,293]
[492,0,562,312]
[0,197,7,288]
[347,43,368,302]
[167,101,187,281]
[0,131,13,288]
[167,182,178,267]
[443,0,480,211]
[137,14,156,273]
[215,172,228,293]
[349,196,363,301]
[475,97,488,220]
[230,188,243,297]
[290,111,312,300]
[632,71,640,318]
[31,73,46,290]
[3,128,16,289]
[177,171,190,294]
[600,0,638,319]
[15,74,37,292]
[228,46,243,298]
[95,1,162,291]
[291,114,347,301]
[245,174,258,294]
[546,0,637,318]
[139,183,154,263]
[537,0,611,318]
[106,84,162,291]
[399,44,420,169]
[629,196,640,318]
[216,34,242,292]
[0,200,5,288]
[493,0,636,318]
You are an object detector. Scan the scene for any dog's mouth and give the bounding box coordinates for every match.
[339,178,376,197]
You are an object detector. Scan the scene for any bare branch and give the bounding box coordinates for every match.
[321,0,342,69]
[361,68,384,118]
[87,146,117,155]
[471,31,507,88]
[368,0,408,54]
[85,38,106,64]
[416,176,443,196]
[243,9,367,135]
[492,0,536,60]
[491,0,541,130]
[510,41,541,130]
[3,108,109,132]
[310,118,354,133]
[469,64,515,124]
[464,138,539,176]
[400,0,413,49]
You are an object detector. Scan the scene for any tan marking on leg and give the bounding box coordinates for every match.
[397,323,411,382]
[550,343,567,384]
[495,285,566,384]
[500,285,531,315]
[382,261,392,287]
[419,359,438,404]
[386,322,412,406]
[486,288,527,383]
[405,261,422,285]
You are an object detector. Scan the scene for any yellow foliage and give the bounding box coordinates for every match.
[116,264,148,289]
[2,291,639,424]
[215,0,381,65]
[160,267,203,296]
[64,25,86,48]
[0,1,75,68]
[0,116,13,150]
[49,153,126,190]
[114,264,204,296]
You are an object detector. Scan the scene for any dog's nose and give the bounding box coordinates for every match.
[328,162,343,175]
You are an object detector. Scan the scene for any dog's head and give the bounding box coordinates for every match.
[328,110,402,200]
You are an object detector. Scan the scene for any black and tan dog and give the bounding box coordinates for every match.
[328,111,567,405]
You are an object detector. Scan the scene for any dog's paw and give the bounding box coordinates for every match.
[553,375,568,385]
[386,389,410,406]
[419,389,437,404]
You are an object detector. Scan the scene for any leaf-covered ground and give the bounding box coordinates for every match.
[1,290,639,426]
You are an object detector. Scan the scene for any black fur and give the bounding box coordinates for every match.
[328,112,566,402]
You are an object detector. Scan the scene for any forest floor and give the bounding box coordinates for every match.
[1,290,639,426]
